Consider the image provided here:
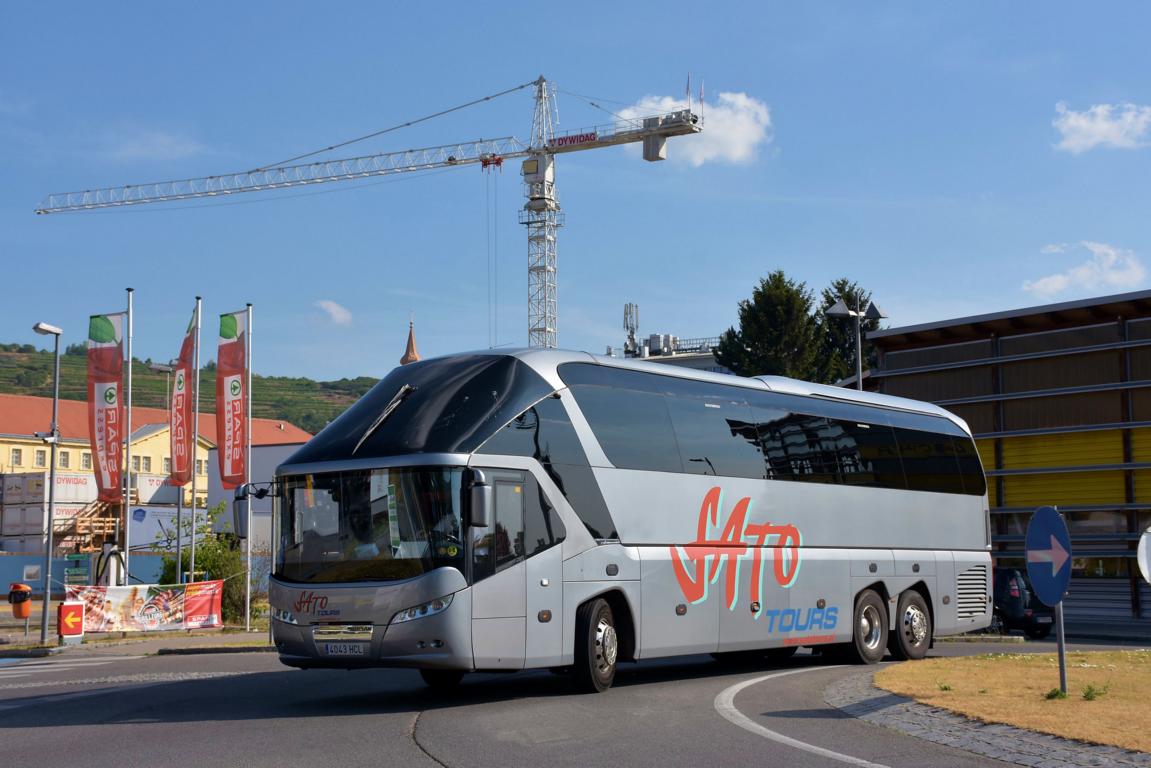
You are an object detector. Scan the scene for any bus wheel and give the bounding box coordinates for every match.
[575,598,618,693]
[848,589,888,664]
[419,669,465,690]
[888,591,932,661]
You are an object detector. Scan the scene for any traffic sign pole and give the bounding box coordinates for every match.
[1026,505,1073,695]
[1055,602,1067,694]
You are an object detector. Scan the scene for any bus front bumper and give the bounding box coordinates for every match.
[272,589,474,671]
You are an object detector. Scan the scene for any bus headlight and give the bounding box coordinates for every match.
[390,594,454,625]
[273,607,298,625]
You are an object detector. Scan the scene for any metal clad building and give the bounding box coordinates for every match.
[869,289,1151,625]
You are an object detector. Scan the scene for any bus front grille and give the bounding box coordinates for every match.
[956,565,989,619]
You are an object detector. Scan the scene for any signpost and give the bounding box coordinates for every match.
[1025,505,1073,694]
[63,553,90,587]
[57,602,84,646]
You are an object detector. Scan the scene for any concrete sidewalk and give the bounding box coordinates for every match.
[1,606,273,657]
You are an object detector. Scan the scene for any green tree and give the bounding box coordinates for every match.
[815,278,881,385]
[157,502,247,623]
[714,270,819,378]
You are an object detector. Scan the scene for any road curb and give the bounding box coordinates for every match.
[0,647,64,658]
[156,645,277,656]
[935,634,1025,644]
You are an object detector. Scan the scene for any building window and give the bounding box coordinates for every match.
[59,451,70,469]
[10,448,22,467]
[81,452,92,470]
[132,456,141,472]
[196,459,206,475]
[35,449,47,468]
[163,457,171,474]
[143,456,152,473]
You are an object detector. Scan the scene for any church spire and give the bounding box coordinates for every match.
[400,319,420,365]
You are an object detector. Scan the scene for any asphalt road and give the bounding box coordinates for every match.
[0,640,1126,768]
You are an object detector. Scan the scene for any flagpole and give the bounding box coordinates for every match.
[190,297,202,582]
[124,288,133,585]
[245,303,253,633]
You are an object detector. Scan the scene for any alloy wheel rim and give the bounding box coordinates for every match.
[904,604,928,644]
[860,604,883,651]
[595,618,618,671]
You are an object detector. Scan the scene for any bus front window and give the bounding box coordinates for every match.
[276,467,465,584]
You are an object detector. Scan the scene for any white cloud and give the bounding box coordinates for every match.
[1023,241,1146,299]
[1053,102,1151,154]
[97,128,208,161]
[1040,243,1068,254]
[315,300,353,326]
[619,91,772,166]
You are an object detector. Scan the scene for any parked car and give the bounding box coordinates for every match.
[993,567,1054,639]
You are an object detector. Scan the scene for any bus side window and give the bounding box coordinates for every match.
[524,476,566,556]
[473,477,526,581]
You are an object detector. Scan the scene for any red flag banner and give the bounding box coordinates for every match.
[169,310,196,486]
[216,309,248,489]
[65,581,224,632]
[87,313,125,503]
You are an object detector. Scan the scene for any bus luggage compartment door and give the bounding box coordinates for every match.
[639,547,720,657]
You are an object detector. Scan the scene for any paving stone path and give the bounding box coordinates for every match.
[824,670,1151,768]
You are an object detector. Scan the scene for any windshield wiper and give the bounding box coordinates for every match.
[353,383,416,454]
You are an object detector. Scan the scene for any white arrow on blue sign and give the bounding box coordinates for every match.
[1025,506,1073,607]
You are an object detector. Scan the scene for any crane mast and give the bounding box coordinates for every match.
[36,76,702,349]
[522,77,562,349]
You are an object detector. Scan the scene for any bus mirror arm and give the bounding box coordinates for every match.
[232,482,277,539]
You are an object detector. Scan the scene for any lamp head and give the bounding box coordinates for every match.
[825,298,854,318]
[32,322,63,336]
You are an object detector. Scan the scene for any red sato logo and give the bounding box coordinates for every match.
[670,487,802,617]
[292,591,328,614]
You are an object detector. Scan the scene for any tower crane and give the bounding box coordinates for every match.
[35,76,702,349]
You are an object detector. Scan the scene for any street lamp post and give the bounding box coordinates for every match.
[826,297,887,391]
[33,321,63,645]
[149,362,174,410]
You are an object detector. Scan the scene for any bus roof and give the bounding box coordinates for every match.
[418,348,973,436]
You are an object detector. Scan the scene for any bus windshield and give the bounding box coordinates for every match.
[275,467,465,584]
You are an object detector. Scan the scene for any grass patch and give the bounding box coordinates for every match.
[875,650,1151,753]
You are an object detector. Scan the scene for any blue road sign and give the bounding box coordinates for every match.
[1026,506,1073,607]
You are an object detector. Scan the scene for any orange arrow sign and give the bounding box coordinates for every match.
[58,603,84,636]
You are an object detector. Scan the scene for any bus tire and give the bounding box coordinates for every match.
[419,669,465,690]
[574,598,618,693]
[847,589,888,665]
[888,590,932,661]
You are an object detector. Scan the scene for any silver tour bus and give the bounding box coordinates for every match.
[266,350,990,692]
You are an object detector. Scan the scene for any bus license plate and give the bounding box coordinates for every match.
[322,642,367,656]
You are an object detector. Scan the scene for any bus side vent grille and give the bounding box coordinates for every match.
[956,564,988,619]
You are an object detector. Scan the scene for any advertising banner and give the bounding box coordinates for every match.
[87,313,126,503]
[215,309,248,489]
[65,580,224,632]
[169,308,197,486]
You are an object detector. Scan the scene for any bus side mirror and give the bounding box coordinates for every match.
[233,485,250,539]
[467,470,491,528]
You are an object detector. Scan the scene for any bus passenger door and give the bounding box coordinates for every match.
[470,475,526,670]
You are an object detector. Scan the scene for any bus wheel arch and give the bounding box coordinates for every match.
[589,589,636,663]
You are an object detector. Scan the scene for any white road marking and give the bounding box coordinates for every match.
[714,666,891,768]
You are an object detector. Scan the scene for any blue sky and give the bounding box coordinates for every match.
[3,3,1150,380]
